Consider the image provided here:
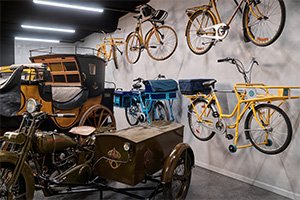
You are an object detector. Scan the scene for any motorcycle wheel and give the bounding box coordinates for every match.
[0,162,26,199]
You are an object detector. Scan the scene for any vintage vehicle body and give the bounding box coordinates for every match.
[0,98,194,199]
[0,47,115,134]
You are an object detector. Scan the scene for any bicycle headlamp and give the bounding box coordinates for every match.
[26,98,40,113]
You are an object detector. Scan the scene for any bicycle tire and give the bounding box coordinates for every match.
[185,9,216,55]
[125,103,140,126]
[150,101,169,122]
[97,45,107,61]
[243,0,286,46]
[146,25,178,61]
[112,45,120,69]
[244,103,292,155]
[125,32,142,64]
[188,98,215,141]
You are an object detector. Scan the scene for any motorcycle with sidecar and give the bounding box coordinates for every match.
[0,98,194,200]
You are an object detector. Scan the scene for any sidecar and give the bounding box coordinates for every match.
[94,121,194,199]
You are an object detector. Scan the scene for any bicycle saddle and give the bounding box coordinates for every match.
[202,79,217,87]
[132,82,142,90]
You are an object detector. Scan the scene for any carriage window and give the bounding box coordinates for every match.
[49,63,63,71]
[53,75,66,82]
[64,62,77,71]
[66,74,80,82]
[89,63,96,75]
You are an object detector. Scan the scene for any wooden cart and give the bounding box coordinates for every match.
[94,121,194,199]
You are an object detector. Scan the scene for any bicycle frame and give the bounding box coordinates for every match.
[188,83,300,150]
[202,0,264,25]
[131,90,175,123]
[98,37,124,61]
[132,17,163,47]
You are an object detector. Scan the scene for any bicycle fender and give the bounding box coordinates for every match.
[161,143,194,184]
[0,151,35,200]
[185,6,217,36]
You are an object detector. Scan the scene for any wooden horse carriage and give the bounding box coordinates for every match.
[0,47,116,134]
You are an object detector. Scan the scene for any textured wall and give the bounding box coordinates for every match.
[14,0,300,199]
[100,1,300,198]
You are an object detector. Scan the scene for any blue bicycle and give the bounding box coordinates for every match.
[114,75,178,126]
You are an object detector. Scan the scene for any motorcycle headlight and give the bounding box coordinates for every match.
[26,98,39,113]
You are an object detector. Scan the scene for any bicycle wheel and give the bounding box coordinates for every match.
[186,9,216,55]
[244,104,292,154]
[97,45,107,61]
[146,25,178,61]
[125,104,140,126]
[243,0,286,46]
[188,98,215,141]
[125,32,141,64]
[112,45,122,69]
[150,101,169,122]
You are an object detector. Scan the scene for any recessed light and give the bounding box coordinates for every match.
[33,0,104,13]
[21,25,75,33]
[15,37,60,43]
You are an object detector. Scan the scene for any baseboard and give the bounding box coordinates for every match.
[195,160,300,200]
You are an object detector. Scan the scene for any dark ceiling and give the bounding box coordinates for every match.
[0,0,149,43]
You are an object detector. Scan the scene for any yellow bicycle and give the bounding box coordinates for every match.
[185,0,286,55]
[179,58,299,154]
[125,4,178,64]
[97,30,124,69]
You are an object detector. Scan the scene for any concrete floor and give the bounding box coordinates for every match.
[34,166,289,200]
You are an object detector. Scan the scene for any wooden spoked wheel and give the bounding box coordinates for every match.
[79,105,116,133]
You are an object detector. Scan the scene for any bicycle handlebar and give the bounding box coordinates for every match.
[157,74,166,79]
[133,77,143,82]
[217,57,235,64]
[217,57,259,83]
[217,58,231,63]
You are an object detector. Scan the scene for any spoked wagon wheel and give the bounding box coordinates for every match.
[79,105,116,133]
[163,149,193,199]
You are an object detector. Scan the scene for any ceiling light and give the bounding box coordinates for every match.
[21,25,75,33]
[33,0,104,13]
[15,37,60,43]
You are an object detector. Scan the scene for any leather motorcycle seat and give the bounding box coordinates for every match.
[68,125,96,136]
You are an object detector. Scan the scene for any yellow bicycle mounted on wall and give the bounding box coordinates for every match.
[97,30,124,69]
[125,4,178,64]
[179,58,299,154]
[185,0,286,55]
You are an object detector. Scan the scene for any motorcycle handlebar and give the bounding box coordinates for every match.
[51,113,76,118]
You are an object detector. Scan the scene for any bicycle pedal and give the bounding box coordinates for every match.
[226,134,233,140]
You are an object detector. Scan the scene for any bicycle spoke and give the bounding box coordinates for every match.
[245,0,285,46]
[246,104,291,154]
[186,10,215,54]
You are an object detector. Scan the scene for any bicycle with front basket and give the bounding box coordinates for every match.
[179,58,299,154]
[97,30,124,69]
[185,0,286,55]
[125,4,178,64]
